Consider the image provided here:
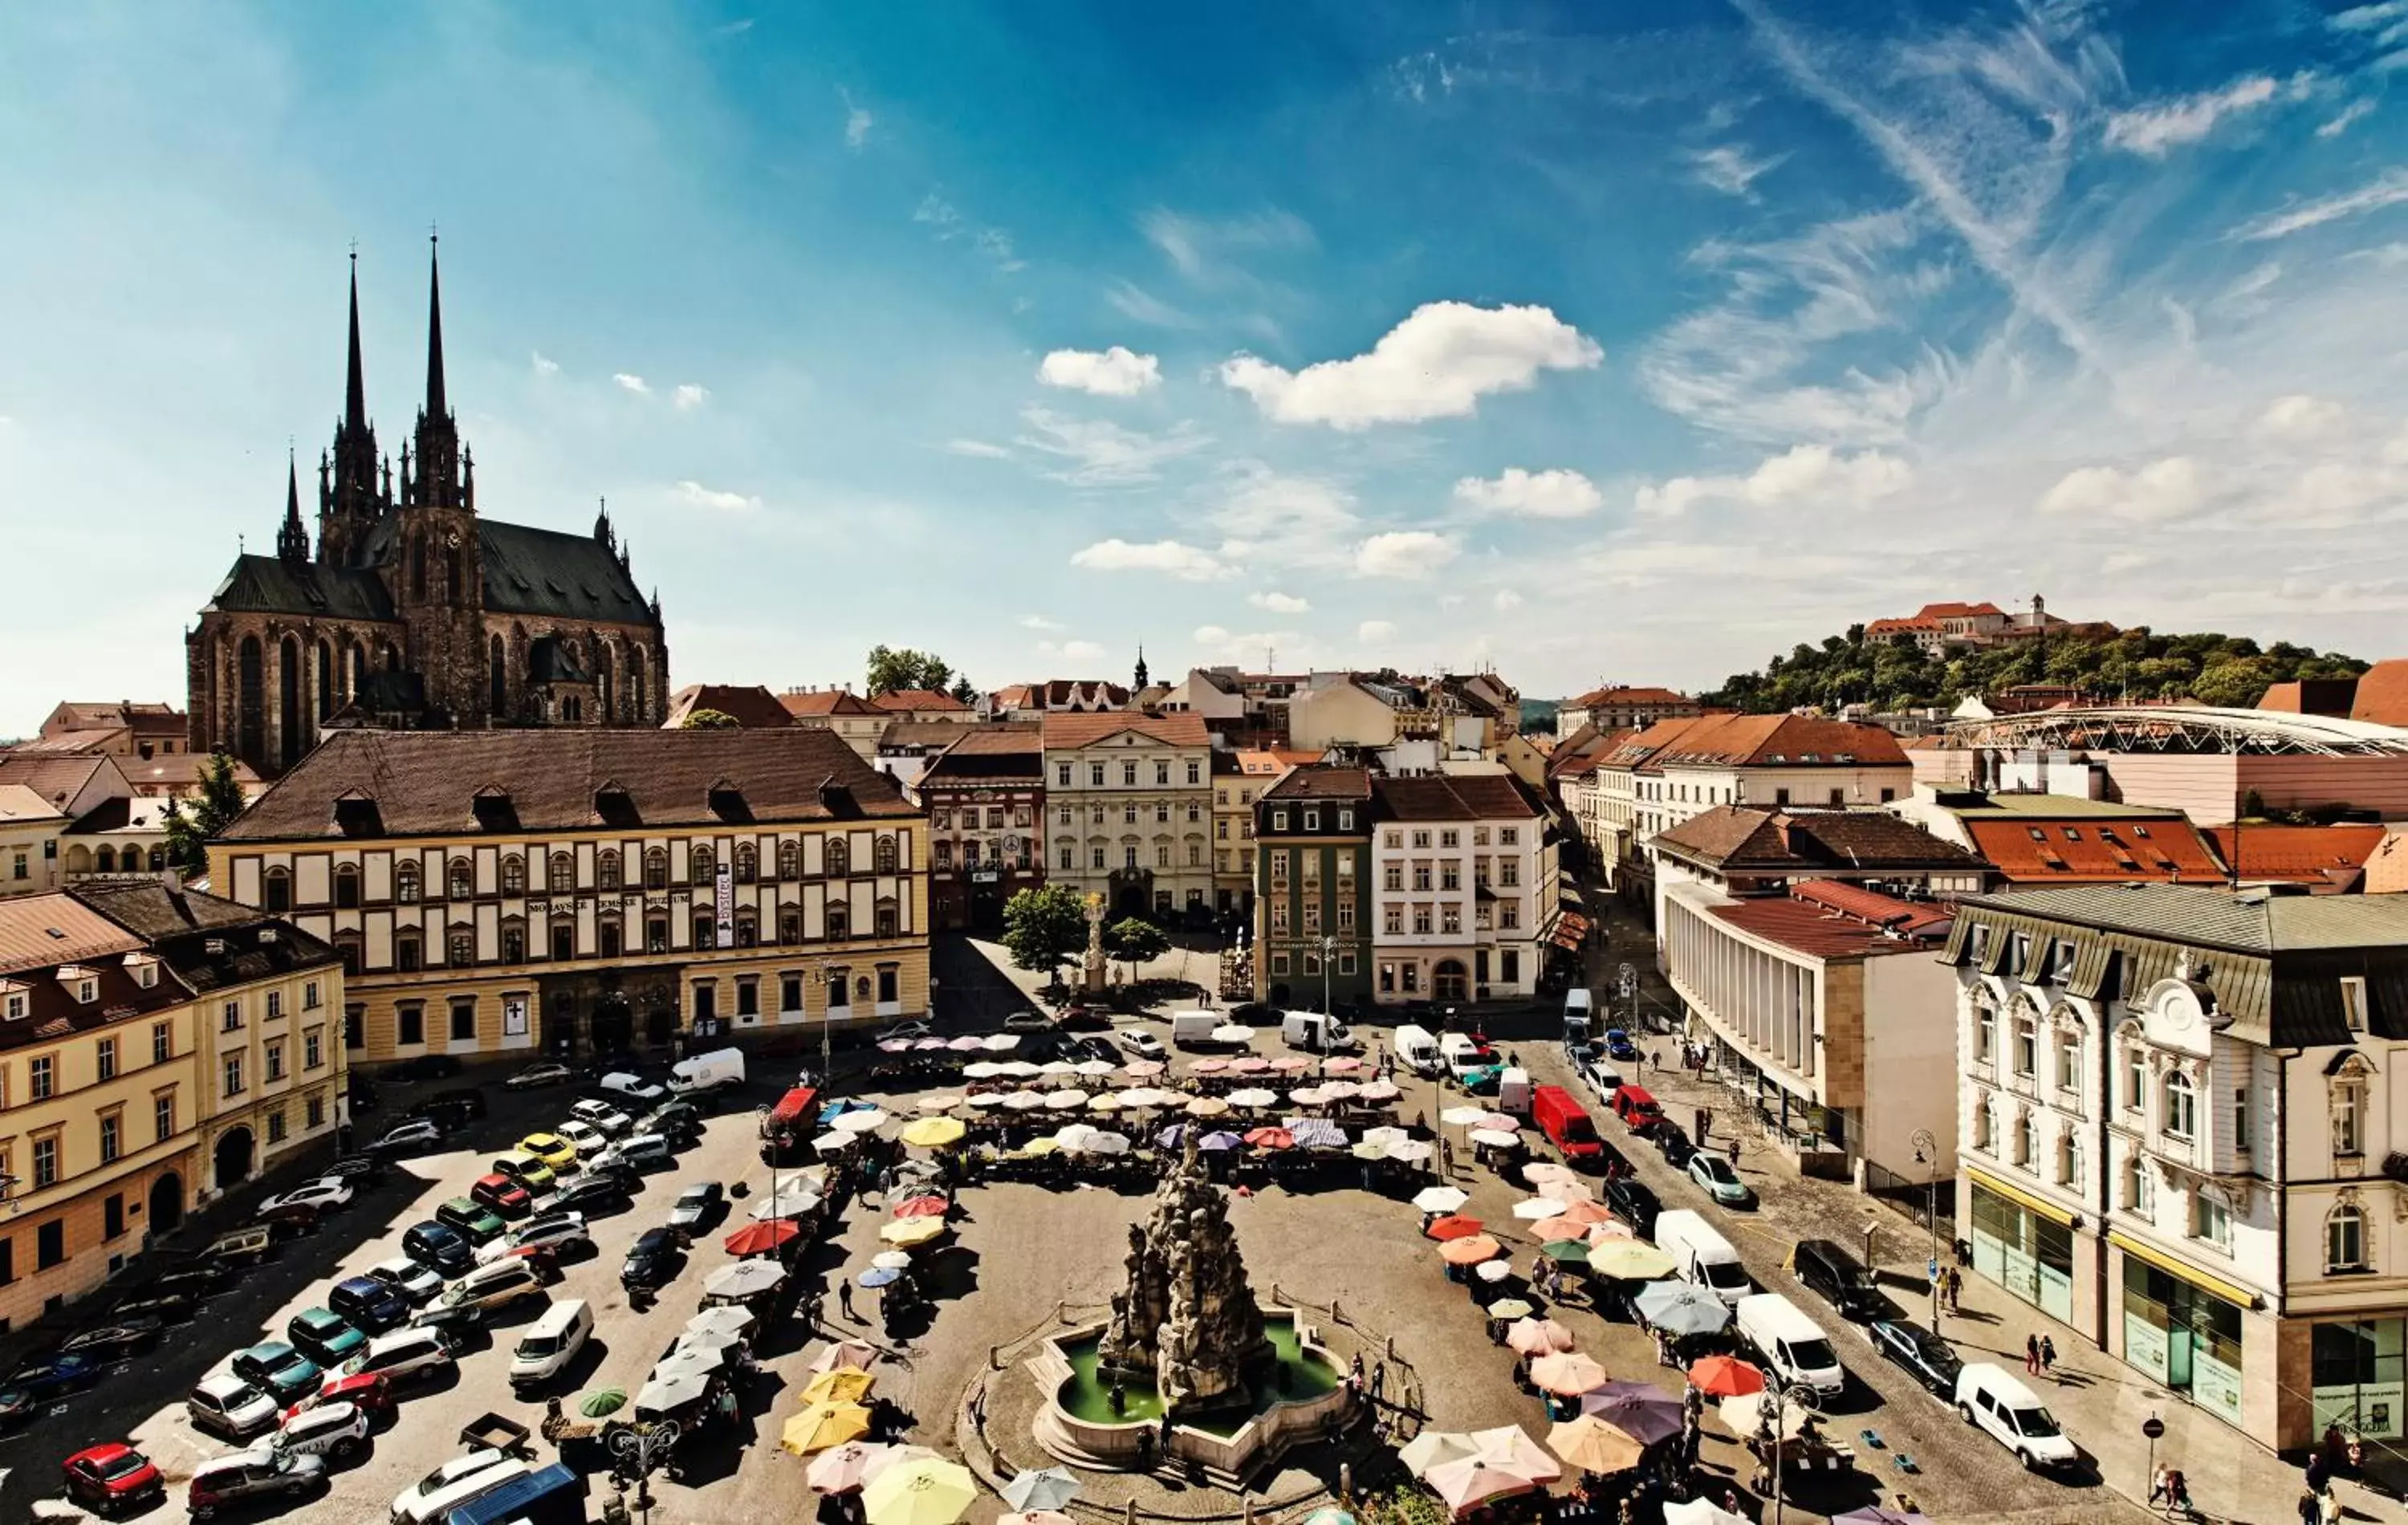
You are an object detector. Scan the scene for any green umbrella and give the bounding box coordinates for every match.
[580,1387,628,1418]
[1540,1238,1592,1264]
[1486,1298,1536,1320]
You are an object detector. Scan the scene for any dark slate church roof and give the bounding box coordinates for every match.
[203,555,397,622]
[481,521,654,623]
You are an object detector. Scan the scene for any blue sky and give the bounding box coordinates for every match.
[4,1,2408,730]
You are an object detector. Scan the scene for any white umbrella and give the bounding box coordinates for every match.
[980,1033,1022,1051]
[1003,1092,1048,1111]
[1289,1086,1330,1107]
[636,1371,710,1416]
[1072,1131,1131,1155]
[997,1060,1041,1078]
[1474,1259,1514,1283]
[654,1344,730,1381]
[917,1095,965,1114]
[1385,1138,1434,1164]
[1362,1125,1409,1147]
[962,1062,1006,1080]
[751,1183,825,1219]
[1039,1060,1078,1077]
[704,1260,787,1299]
[833,1108,890,1134]
[1413,1185,1470,1214]
[871,1249,913,1271]
[1357,1080,1401,1103]
[1319,1080,1362,1100]
[1441,1105,1493,1127]
[1399,1430,1480,1479]
[1468,1128,1523,1149]
[1044,1089,1090,1110]
[1117,1087,1173,1108]
[686,1305,757,1340]
[1662,1502,1751,1525]
[1087,1092,1125,1112]
[1073,1059,1117,1078]
[962,1093,1009,1111]
[1053,1124,1101,1152]
[1512,1197,1569,1220]
[813,1131,856,1153]
[1226,1088,1279,1108]
[1210,1024,1254,1045]
[1537,1177,1596,1202]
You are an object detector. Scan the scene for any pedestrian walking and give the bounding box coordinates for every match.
[1694,1107,1709,1144]
[840,1280,856,1320]
[1373,1360,1386,1398]
[2297,1488,2321,1524]
[2040,1335,2057,1379]
[2025,1333,2041,1376]
[1725,1136,1739,1169]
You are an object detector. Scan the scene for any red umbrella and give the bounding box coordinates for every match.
[1243,1127,1295,1150]
[1426,1214,1485,1242]
[1686,1356,1764,1397]
[723,1220,800,1257]
[891,1195,950,1219]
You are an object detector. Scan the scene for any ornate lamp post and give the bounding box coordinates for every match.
[1317,933,1336,1015]
[1911,1128,1941,1329]
[606,1418,681,1525]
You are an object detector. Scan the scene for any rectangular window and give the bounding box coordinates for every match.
[449,998,476,1042]
[1090,763,1106,786]
[1441,862,1461,892]
[782,975,803,1012]
[36,1220,63,1270]
[1057,762,1072,787]
[266,1111,287,1144]
[28,1057,51,1101]
[222,1001,242,1033]
[1383,905,1403,934]
[1302,901,1321,932]
[222,1053,243,1097]
[1499,860,1519,888]
[397,1005,425,1047]
[1336,901,1356,930]
[1501,950,1519,984]
[96,1038,116,1082]
[1383,865,1402,891]
[154,1093,174,1143]
[1269,951,1290,977]
[99,1113,119,1164]
[551,922,576,961]
[1499,827,1518,845]
[1186,761,1200,785]
[104,1194,124,1241]
[32,1137,57,1188]
[264,1041,285,1082]
[304,1028,323,1069]
[306,1095,325,1128]
[153,1022,170,1065]
[737,981,759,1017]
[1124,762,1139,786]
[1412,864,1432,892]
[1500,902,1519,929]
[265,990,282,1021]
[1441,905,1462,935]
[2341,978,2368,1032]
[878,967,898,1004]
[1413,905,1432,935]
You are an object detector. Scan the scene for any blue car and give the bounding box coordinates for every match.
[1604,1029,1640,1063]
[6,1353,99,1398]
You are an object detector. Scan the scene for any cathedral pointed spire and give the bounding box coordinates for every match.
[424,231,448,421]
[319,246,388,567]
[276,449,311,565]
[408,228,466,513]
[345,247,368,433]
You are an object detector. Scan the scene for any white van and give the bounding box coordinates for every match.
[1439,1033,1491,1084]
[1733,1293,1845,1400]
[667,1047,744,1096]
[1495,1068,1532,1116]
[1562,989,1594,1044]
[1169,1011,1221,1048]
[1282,1011,1357,1054]
[390,1454,528,1525]
[1954,1362,2078,1472]
[1393,1024,1442,1077]
[508,1299,593,1389]
[1653,1210,1752,1306]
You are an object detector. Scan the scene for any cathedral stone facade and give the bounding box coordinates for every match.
[187,244,671,776]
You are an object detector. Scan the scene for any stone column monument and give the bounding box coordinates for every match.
[1096,1140,1269,1414]
[1081,891,1108,994]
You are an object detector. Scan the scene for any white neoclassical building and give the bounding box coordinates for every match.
[1950,885,2408,1454]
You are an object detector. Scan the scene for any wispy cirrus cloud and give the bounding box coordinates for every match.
[840,87,872,149]
[1691,144,1788,197]
[1014,408,1209,486]
[2235,168,2408,240]
[2103,74,2290,157]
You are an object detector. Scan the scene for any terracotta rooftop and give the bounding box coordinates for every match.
[0,755,116,811]
[2206,824,2387,887]
[1788,879,1957,936]
[1638,714,1909,769]
[222,729,916,842]
[1039,712,1210,750]
[0,783,69,826]
[1264,766,1373,802]
[1371,774,1544,822]
[120,753,261,796]
[1654,806,1985,872]
[779,688,886,718]
[2350,659,2408,728]
[874,689,973,714]
[0,893,143,975]
[1568,685,1694,710]
[665,684,796,730]
[1710,892,1951,961]
[1962,815,2223,885]
[921,725,1043,783]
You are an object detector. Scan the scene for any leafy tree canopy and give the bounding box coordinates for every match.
[1698,626,2366,715]
[866,645,958,697]
[1104,916,1170,971]
[161,751,250,876]
[677,708,742,730]
[1001,883,1089,982]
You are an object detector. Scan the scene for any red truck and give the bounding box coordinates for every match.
[1610,1084,1664,1130]
[1531,1085,1605,1167]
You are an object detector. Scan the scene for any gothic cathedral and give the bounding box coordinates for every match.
[187,243,672,775]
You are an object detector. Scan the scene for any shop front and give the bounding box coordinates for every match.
[2113,1233,2249,1429]
[2312,1318,2406,1445]
[1968,1170,2076,1324]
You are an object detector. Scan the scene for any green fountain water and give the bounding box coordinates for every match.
[1058,1315,1338,1437]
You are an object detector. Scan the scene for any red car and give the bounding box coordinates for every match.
[288,1369,393,1420]
[62,1443,164,1514]
[470,1173,533,1218]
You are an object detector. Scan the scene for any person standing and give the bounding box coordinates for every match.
[839,1279,856,1320]
[2040,1335,2057,1379]
[2025,1333,2042,1376]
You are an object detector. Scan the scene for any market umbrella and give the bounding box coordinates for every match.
[1540,1239,1592,1266]
[1190,1059,1229,1075]
[1425,1427,1562,1513]
[1582,1222,1633,1247]
[948,1035,984,1051]
[637,1372,710,1417]
[1243,1127,1295,1150]
[815,1130,858,1153]
[1350,1141,1391,1163]
[1288,1086,1330,1108]
[1068,1130,1131,1155]
[654,1346,730,1382]
[1268,1056,1312,1073]
[1440,1105,1491,1127]
[981,1033,1022,1051]
[1043,1090,1090,1110]
[1545,1415,1645,1475]
[752,1184,826,1220]
[1322,1055,1362,1072]
[1634,1281,1731,1337]
[1511,1197,1569,1220]
[1000,1515,1076,1525]
[1504,1318,1576,1356]
[996,1060,1040,1077]
[1536,1177,1597,1204]
[810,1340,879,1375]
[1549,1197,1615,1227]
[1003,1092,1048,1112]
[1686,1356,1764,1398]
[1719,1393,1814,1441]
[1227,1057,1270,1074]
[1662,1502,1751,1525]
[880,1218,948,1248]
[1398,1430,1479,1478]
[1470,1112,1517,1133]
[1587,1241,1677,1280]
[1413,1185,1470,1214]
[861,1454,978,1525]
[1357,1080,1401,1103]
[783,1400,875,1456]
[1087,1093,1124,1113]
[914,1096,966,1116]
[1438,1234,1503,1267]
[802,1368,878,1405]
[1319,1080,1362,1100]
[1185,1096,1230,1117]
[1016,1137,1062,1157]
[1226,1088,1279,1109]
[1468,1128,1523,1149]
[1529,1215,1589,1242]
[962,1063,1006,1080]
[1529,1351,1613,1397]
[1073,1059,1118,1078]
[914,1037,950,1051]
[999,1466,1081,1513]
[1579,1382,1684,1446]
[1474,1259,1514,1284]
[834,1107,892,1133]
[673,1329,744,1364]
[962,1094,1009,1111]
[1039,1060,1078,1077]
[879,1040,910,1054]
[1425,1214,1486,1241]
[1199,1130,1245,1150]
[859,1267,901,1290]
[1523,1160,1576,1185]
[1385,1138,1436,1165]
[1299,1511,1357,1525]
[704,1260,787,1299]
[869,1250,913,1271]
[807,1440,894,1493]
[1209,1024,1254,1045]
[578,1387,628,1418]
[1485,1299,1536,1320]
[1117,1085,1173,1107]
[900,1118,966,1149]
[724,1220,800,1256]
[862,1445,944,1485]
[1832,1510,1930,1525]
[892,1195,950,1219]
[687,1306,756,1340]
[1122,1060,1166,1077]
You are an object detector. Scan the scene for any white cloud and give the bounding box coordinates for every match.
[1068,539,1234,581]
[913,193,960,234]
[1494,588,1524,611]
[1357,620,1398,645]
[613,372,650,395]
[1248,591,1311,613]
[2332,2,2408,48]
[1353,531,1458,580]
[840,88,872,149]
[943,438,1012,459]
[2104,75,2282,157]
[673,383,710,412]
[2319,100,2377,138]
[2255,394,2347,439]
[1105,282,1199,328]
[1220,302,1602,429]
[1036,346,1161,396]
[1634,445,1911,515]
[1014,408,1210,486]
[1141,207,1315,282]
[1039,638,1106,663]
[1207,469,1361,572]
[531,352,559,377]
[1453,467,1604,518]
[674,479,760,512]
[2034,456,2206,523]
[1020,615,1066,631]
[1692,144,1788,197]
[2236,168,2408,240]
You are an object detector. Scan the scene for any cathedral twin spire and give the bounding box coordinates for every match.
[311,237,465,567]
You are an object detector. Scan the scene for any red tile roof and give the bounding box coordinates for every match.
[1915,601,2006,619]
[2350,659,2408,728]
[779,689,885,718]
[1569,685,1694,710]
[0,893,143,976]
[665,684,796,729]
[1654,807,1982,872]
[1709,893,1950,960]
[1039,712,1210,750]
[1963,815,2223,885]
[874,689,972,714]
[2206,824,2388,885]
[1619,714,1908,770]
[1370,774,1543,821]
[1788,879,1957,936]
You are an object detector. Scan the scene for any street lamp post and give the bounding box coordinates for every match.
[1911,1128,1941,1330]
[811,959,831,1088]
[607,1418,681,1525]
[1317,933,1336,1015]
[1750,1372,1817,1525]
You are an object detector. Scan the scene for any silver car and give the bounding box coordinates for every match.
[188,1446,324,1518]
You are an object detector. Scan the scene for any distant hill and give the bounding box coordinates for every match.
[1700,627,2367,715]
[1520,697,1561,731]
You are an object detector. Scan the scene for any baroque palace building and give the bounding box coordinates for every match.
[187,243,671,778]
[209,729,928,1068]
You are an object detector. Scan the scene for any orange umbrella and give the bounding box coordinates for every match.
[1243,1127,1295,1150]
[1550,1198,1614,1227]
[1504,1318,1576,1355]
[1438,1234,1503,1266]
[1529,1215,1585,1242]
[1686,1356,1764,1397]
[1529,1351,1612,1397]
[891,1196,949,1219]
[723,1220,800,1257]
[1426,1214,1485,1242]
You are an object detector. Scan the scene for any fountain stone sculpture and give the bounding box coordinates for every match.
[1096,1139,1269,1413]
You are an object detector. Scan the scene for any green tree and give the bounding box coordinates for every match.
[1001,883,1089,986]
[865,645,956,697]
[1104,916,1170,977]
[161,751,250,876]
[947,675,981,707]
[678,708,742,730]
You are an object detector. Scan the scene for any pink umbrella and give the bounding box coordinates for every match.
[913,1037,950,1051]
[1530,1351,1613,1396]
[1123,1059,1165,1076]
[1472,1112,1517,1133]
[878,1040,911,1053]
[948,1035,984,1051]
[1322,1056,1362,1072]
[1504,1318,1576,1355]
[1268,1056,1312,1073]
[1190,1059,1229,1074]
[806,1440,893,1493]
[1426,1427,1562,1515]
[1227,1056,1270,1074]
[810,1340,879,1375]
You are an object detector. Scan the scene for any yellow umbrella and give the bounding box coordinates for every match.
[801,1367,878,1405]
[879,1217,948,1248]
[1545,1415,1645,1474]
[782,1400,874,1455]
[899,1117,967,1149]
[1587,1240,1678,1280]
[861,1454,978,1525]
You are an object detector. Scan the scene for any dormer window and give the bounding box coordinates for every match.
[2341,977,2368,1033]
[2,992,22,1022]
[77,979,96,1005]
[124,954,158,990]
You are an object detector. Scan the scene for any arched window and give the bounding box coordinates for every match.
[315,637,333,720]
[597,850,622,891]
[690,844,715,884]
[395,861,421,903]
[2328,1203,2369,1273]
[872,836,898,873]
[549,852,575,892]
[2011,1112,2032,1166]
[779,907,803,944]
[825,839,850,877]
[1975,1003,1996,1066]
[1973,1096,1995,1153]
[2011,1011,2036,1078]
[826,903,850,941]
[263,866,292,913]
[2059,1130,2083,1189]
[2333,1067,2369,1157]
[643,848,668,890]
[333,864,360,909]
[777,840,799,880]
[447,858,473,899]
[629,647,648,720]
[875,900,898,939]
[500,855,526,894]
[96,845,118,873]
[734,844,758,884]
[2163,1071,2197,1141]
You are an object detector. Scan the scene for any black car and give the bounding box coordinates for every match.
[621,1226,684,1291]
[1869,1318,1963,1397]
[58,1316,164,1364]
[641,1102,704,1143]
[392,1054,463,1083]
[102,1288,197,1325]
[401,1221,474,1277]
[1793,1238,1887,1322]
[540,1175,629,1217]
[409,1088,487,1127]
[1640,1119,1696,1169]
[6,1355,99,1398]
[1605,1176,1660,1238]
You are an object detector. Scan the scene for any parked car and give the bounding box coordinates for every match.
[0,1386,38,1428]
[100,1287,197,1325]
[388,1451,519,1525]
[492,1150,560,1190]
[435,1197,509,1246]
[1604,1028,1640,1063]
[6,1354,99,1399]
[288,1370,393,1421]
[152,1266,230,1303]
[270,1399,369,1462]
[366,1258,444,1307]
[286,1309,368,1368]
[1003,1011,1053,1034]
[1641,1117,1695,1169]
[1955,1362,2078,1472]
[231,1343,322,1405]
[505,1062,573,1092]
[205,1225,281,1266]
[1688,1152,1755,1207]
[1605,1176,1661,1238]
[368,1119,445,1157]
[1869,1318,1963,1397]
[566,1100,631,1138]
[471,1173,534,1217]
[391,1054,463,1083]
[187,1446,325,1518]
[476,1211,590,1265]
[430,1258,547,1317]
[639,1101,704,1142]
[250,1200,324,1242]
[258,1177,354,1216]
[621,1226,684,1291]
[597,1072,669,1107]
[341,1327,459,1386]
[552,1120,611,1158]
[666,1182,724,1238]
[535,1173,628,1218]
[592,1133,673,1174]
[59,1315,164,1363]
[186,1374,279,1440]
[1117,1028,1167,1061]
[401,1222,474,1278]
[1792,1238,1886,1323]
[877,1020,933,1043]
[61,1444,165,1515]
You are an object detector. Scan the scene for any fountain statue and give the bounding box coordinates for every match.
[1096,1140,1269,1413]
[1081,892,1108,994]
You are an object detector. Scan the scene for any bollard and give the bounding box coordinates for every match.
[1340,1462,1352,1504]
[1125,1500,1138,1525]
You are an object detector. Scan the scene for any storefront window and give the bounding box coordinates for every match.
[2312,1320,2404,1441]
[1971,1183,2074,1322]
[2121,1258,2244,1425]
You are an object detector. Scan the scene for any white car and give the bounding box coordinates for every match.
[1117,1029,1167,1061]
[187,1372,279,1439]
[258,1177,354,1215]
[368,1257,444,1307]
[474,1211,591,1265]
[341,1327,457,1385]
[877,1020,933,1043]
[390,1450,512,1522]
[553,1120,611,1157]
[567,1100,632,1137]
[270,1400,369,1462]
[591,1134,673,1174]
